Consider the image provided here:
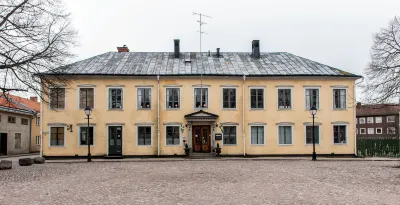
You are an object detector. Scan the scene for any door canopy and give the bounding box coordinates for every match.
[184,110,219,122]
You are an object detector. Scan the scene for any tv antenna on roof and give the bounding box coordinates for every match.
[193,12,211,110]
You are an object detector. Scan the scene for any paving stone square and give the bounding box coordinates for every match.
[0,160,400,204]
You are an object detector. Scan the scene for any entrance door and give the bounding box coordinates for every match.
[108,126,122,156]
[0,133,7,155]
[192,126,211,153]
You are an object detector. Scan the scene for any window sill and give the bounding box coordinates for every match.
[333,143,347,145]
[165,144,182,147]
[277,108,292,111]
[250,144,265,146]
[222,108,237,111]
[137,145,153,147]
[137,108,152,110]
[250,108,265,111]
[278,144,293,146]
[166,108,181,111]
[49,145,66,148]
[222,144,237,146]
[333,108,347,111]
[108,109,124,111]
[50,108,65,111]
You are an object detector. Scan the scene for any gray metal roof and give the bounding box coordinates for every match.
[55,52,359,77]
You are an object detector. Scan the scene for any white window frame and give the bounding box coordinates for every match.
[78,87,96,109]
[375,117,382,123]
[136,125,153,146]
[304,87,320,110]
[221,87,237,110]
[77,125,95,147]
[332,88,347,110]
[165,87,181,110]
[48,126,66,147]
[137,87,152,110]
[249,87,265,110]
[36,115,40,126]
[277,125,293,145]
[49,87,66,110]
[333,124,347,145]
[107,87,124,110]
[387,116,395,122]
[249,125,265,145]
[222,125,238,146]
[165,125,181,146]
[35,135,41,145]
[304,125,320,145]
[367,128,374,134]
[193,87,209,109]
[376,127,383,134]
[359,118,365,124]
[360,128,366,134]
[367,117,374,124]
[387,127,396,134]
[277,87,292,110]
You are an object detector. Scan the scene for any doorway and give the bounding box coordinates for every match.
[108,126,122,156]
[192,125,211,153]
[0,133,7,155]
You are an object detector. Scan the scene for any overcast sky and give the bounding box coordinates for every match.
[66,0,399,78]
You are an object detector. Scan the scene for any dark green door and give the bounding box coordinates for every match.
[108,126,122,156]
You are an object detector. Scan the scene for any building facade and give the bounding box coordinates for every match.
[40,40,360,157]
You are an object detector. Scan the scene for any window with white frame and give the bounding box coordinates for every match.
[388,127,396,134]
[138,126,152,146]
[166,126,180,145]
[109,88,123,109]
[222,88,236,109]
[50,88,65,109]
[194,88,208,108]
[137,88,151,109]
[333,89,346,109]
[367,128,374,134]
[278,89,291,109]
[376,128,382,134]
[367,117,374,123]
[223,126,237,145]
[50,127,65,146]
[305,125,319,144]
[79,88,94,109]
[166,88,180,109]
[359,118,365,124]
[333,125,346,144]
[36,116,40,126]
[278,126,292,145]
[387,116,395,122]
[250,126,264,145]
[360,128,366,134]
[375,117,382,123]
[305,89,319,110]
[250,88,264,109]
[79,126,94,145]
[35,136,40,145]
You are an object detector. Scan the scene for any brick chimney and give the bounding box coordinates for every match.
[356,102,361,108]
[30,96,38,102]
[117,45,129,52]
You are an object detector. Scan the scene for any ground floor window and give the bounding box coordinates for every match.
[35,136,40,145]
[278,126,292,145]
[223,126,237,145]
[333,125,346,144]
[138,126,152,146]
[166,126,180,145]
[387,127,396,134]
[305,125,319,144]
[79,126,94,146]
[50,127,65,146]
[250,126,264,145]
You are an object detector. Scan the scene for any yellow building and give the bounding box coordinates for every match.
[40,40,361,158]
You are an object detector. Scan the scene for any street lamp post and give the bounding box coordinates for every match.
[310,105,317,160]
[84,106,92,162]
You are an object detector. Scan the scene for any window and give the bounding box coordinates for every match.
[166,88,180,109]
[305,126,319,144]
[250,126,264,145]
[36,116,40,126]
[360,128,366,134]
[35,136,40,145]
[50,127,65,146]
[137,88,151,109]
[387,116,395,122]
[367,128,374,134]
[305,89,319,110]
[333,89,346,109]
[79,127,94,146]
[79,88,94,109]
[223,126,237,145]
[223,88,236,109]
[333,125,346,144]
[194,88,208,108]
[375,117,382,123]
[14,133,21,149]
[8,116,16,123]
[278,89,291,109]
[250,88,264,109]
[50,88,65,109]
[376,128,382,134]
[278,126,292,145]
[109,88,123,109]
[367,117,374,124]
[166,126,180,145]
[21,118,28,125]
[138,126,152,146]
[388,127,396,134]
[359,118,365,124]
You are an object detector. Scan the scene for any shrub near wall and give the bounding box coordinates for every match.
[357,137,400,157]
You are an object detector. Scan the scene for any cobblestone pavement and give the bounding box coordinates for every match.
[1,160,400,205]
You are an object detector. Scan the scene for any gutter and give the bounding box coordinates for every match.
[243,75,246,156]
[157,75,160,156]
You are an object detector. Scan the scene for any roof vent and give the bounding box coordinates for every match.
[117,45,129,52]
[216,48,220,57]
[174,39,180,58]
[184,52,191,63]
[252,40,260,58]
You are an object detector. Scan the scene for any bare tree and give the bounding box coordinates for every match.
[0,0,76,104]
[363,16,400,103]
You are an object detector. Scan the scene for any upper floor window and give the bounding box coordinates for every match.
[333,89,346,109]
[387,116,395,122]
[50,88,65,109]
[36,116,40,126]
[250,88,264,109]
[79,88,94,109]
[333,125,346,144]
[8,116,16,123]
[375,117,382,123]
[305,89,319,110]
[109,88,123,109]
[367,117,374,124]
[137,88,151,109]
[50,127,65,146]
[166,88,180,109]
[194,88,208,108]
[222,88,236,109]
[278,89,291,109]
[305,125,319,144]
[359,118,365,124]
[223,126,237,145]
[21,118,28,125]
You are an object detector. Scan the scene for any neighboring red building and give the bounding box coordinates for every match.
[356,103,400,139]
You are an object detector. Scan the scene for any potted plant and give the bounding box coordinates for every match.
[184,143,190,156]
[215,143,221,157]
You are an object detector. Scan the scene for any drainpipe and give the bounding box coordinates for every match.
[243,75,246,156]
[353,84,357,156]
[29,117,32,153]
[40,78,43,157]
[157,75,160,156]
